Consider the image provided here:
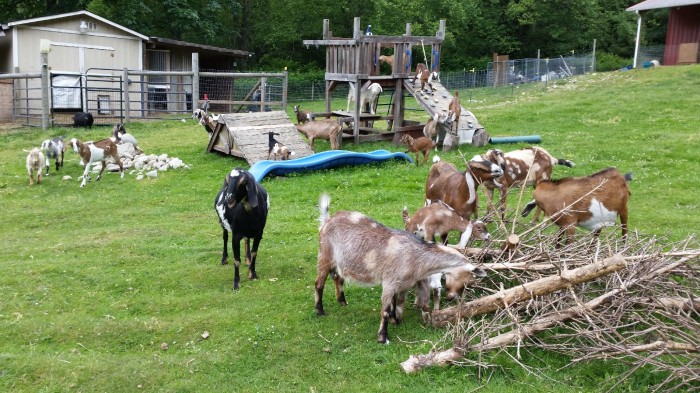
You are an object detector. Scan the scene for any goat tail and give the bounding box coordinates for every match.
[318,193,331,230]
[402,206,410,225]
[433,154,441,163]
[521,200,538,217]
[557,158,575,167]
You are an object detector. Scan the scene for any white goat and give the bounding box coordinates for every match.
[315,193,487,344]
[346,82,383,114]
[112,124,143,153]
[40,137,64,176]
[25,147,45,185]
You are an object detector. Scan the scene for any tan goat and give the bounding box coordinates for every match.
[400,134,435,165]
[295,120,340,151]
[521,167,632,246]
[25,147,45,185]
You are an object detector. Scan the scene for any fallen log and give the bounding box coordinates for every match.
[430,255,628,328]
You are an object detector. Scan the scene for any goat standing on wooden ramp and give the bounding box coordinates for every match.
[68,137,124,188]
[315,193,487,344]
[215,168,269,290]
[25,147,45,185]
[521,167,632,247]
[447,91,461,133]
[265,131,294,160]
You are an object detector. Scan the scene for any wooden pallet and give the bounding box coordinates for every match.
[207,111,315,166]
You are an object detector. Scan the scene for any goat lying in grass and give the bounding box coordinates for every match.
[315,193,487,344]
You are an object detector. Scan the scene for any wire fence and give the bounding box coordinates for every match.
[287,53,595,103]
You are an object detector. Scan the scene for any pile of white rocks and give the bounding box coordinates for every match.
[92,142,190,180]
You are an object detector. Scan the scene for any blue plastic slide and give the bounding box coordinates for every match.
[248,150,414,182]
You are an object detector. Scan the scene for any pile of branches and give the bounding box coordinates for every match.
[401,223,699,392]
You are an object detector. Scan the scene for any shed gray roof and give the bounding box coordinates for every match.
[627,0,700,11]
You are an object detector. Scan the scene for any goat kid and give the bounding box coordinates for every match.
[413,67,439,94]
[423,112,452,149]
[73,112,94,128]
[25,147,45,185]
[295,119,340,151]
[40,137,65,176]
[400,134,435,165]
[425,155,503,220]
[404,202,491,311]
[346,82,383,114]
[266,131,294,160]
[521,167,632,246]
[315,193,487,344]
[447,91,461,133]
[293,104,313,124]
[215,168,269,290]
[111,123,143,154]
[68,137,124,188]
[482,147,574,221]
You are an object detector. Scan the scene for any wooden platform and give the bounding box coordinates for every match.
[206,111,315,166]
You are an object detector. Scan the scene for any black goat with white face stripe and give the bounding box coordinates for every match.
[214,168,269,289]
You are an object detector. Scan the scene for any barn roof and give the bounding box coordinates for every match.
[627,0,700,11]
[7,10,148,40]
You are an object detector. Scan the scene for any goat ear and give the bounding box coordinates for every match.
[245,173,259,208]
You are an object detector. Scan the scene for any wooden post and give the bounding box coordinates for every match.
[40,52,50,129]
[353,17,361,40]
[281,70,288,111]
[122,67,130,123]
[192,52,199,111]
[323,19,330,40]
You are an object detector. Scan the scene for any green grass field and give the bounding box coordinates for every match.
[1,65,698,392]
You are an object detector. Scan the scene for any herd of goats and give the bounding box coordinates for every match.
[22,109,631,344]
[213,119,631,343]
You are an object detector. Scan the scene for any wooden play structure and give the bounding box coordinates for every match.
[303,17,488,148]
[207,111,314,165]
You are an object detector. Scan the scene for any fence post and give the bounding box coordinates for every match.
[192,52,199,111]
[123,67,130,123]
[282,70,288,111]
[40,52,50,129]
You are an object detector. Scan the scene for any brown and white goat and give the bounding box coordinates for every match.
[403,201,490,248]
[413,65,439,94]
[25,147,45,185]
[403,202,491,311]
[400,134,435,165]
[68,137,124,188]
[315,193,487,344]
[425,155,504,220]
[482,147,574,221]
[293,104,312,124]
[112,124,143,154]
[422,112,452,148]
[265,131,294,160]
[447,91,461,133]
[521,167,632,246]
[295,119,340,151]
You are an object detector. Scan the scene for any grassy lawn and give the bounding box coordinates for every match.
[0,65,698,392]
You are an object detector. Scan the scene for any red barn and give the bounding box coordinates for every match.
[627,0,700,66]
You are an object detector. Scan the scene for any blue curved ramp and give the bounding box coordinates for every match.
[249,150,414,182]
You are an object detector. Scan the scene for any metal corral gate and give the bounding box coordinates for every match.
[50,70,124,127]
